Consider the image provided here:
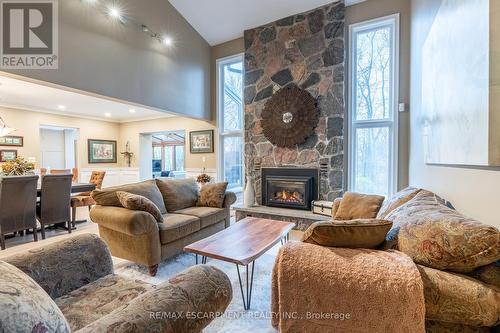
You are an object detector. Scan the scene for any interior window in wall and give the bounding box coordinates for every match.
[348,14,399,197]
[217,54,244,191]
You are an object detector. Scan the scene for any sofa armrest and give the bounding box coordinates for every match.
[3,234,113,299]
[76,265,232,333]
[90,205,159,236]
[223,191,237,208]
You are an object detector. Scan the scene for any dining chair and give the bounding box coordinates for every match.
[50,169,71,175]
[71,167,79,182]
[0,175,39,250]
[70,171,106,226]
[37,174,73,239]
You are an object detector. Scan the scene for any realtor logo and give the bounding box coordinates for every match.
[0,0,58,69]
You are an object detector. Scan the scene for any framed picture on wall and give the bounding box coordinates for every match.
[0,150,17,162]
[88,139,117,163]
[0,136,23,147]
[190,130,214,154]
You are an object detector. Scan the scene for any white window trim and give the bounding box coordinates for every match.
[348,13,400,196]
[216,53,245,192]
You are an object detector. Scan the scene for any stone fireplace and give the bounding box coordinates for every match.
[244,1,345,205]
[262,168,319,210]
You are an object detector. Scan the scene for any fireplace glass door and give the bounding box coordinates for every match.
[265,176,312,210]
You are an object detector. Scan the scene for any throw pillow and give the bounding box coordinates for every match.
[301,219,393,249]
[155,178,199,212]
[334,192,385,220]
[385,190,500,273]
[467,262,500,289]
[377,187,421,219]
[0,261,71,333]
[197,182,228,208]
[116,191,163,223]
[91,180,167,214]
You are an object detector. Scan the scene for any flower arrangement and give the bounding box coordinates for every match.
[196,168,211,184]
[1,158,35,176]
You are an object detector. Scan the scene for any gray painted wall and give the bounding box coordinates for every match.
[2,0,211,120]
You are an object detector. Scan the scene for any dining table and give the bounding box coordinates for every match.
[36,182,96,197]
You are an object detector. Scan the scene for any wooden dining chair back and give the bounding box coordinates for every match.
[70,171,106,225]
[38,174,73,239]
[0,175,39,250]
[72,167,79,182]
[50,169,72,175]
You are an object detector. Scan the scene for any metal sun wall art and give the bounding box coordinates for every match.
[261,84,319,148]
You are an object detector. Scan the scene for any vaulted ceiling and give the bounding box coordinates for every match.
[168,0,366,45]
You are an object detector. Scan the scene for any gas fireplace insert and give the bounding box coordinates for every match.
[262,168,319,210]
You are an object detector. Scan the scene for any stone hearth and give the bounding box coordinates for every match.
[244,1,345,204]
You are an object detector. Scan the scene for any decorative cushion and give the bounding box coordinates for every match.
[385,190,500,273]
[418,264,500,327]
[0,261,71,333]
[116,191,163,223]
[55,275,153,332]
[467,262,500,289]
[158,214,201,244]
[377,187,421,219]
[174,206,226,229]
[331,197,342,218]
[334,192,385,220]
[197,182,228,208]
[155,178,199,212]
[91,180,167,214]
[301,219,393,249]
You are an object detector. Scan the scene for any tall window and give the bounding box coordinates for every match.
[217,54,244,191]
[348,14,399,197]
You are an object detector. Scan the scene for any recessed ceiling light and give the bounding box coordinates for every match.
[104,112,112,118]
[129,108,136,113]
[57,105,66,110]
[163,36,173,46]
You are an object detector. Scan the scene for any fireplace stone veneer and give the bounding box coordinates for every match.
[244,2,346,204]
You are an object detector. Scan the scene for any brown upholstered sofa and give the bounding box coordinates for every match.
[90,178,237,276]
[273,188,500,332]
[1,234,232,333]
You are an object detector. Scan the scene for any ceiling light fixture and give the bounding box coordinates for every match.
[162,36,173,46]
[57,105,66,110]
[107,6,125,23]
[104,112,112,118]
[129,109,136,113]
[0,117,16,137]
[78,0,173,48]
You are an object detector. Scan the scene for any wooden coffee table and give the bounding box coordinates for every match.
[184,217,294,310]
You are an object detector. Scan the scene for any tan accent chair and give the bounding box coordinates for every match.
[90,178,237,276]
[70,171,105,226]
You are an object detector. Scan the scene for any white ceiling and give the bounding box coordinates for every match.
[169,0,365,46]
[0,74,173,123]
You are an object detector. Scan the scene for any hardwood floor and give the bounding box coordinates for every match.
[0,208,99,259]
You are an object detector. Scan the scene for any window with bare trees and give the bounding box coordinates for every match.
[348,15,399,196]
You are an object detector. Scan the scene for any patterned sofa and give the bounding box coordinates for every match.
[89,178,237,276]
[274,188,500,332]
[1,234,232,333]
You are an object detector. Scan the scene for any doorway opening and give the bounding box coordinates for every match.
[39,125,79,171]
[151,131,186,179]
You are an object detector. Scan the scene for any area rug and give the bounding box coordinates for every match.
[115,251,278,333]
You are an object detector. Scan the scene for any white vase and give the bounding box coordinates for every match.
[243,176,255,208]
